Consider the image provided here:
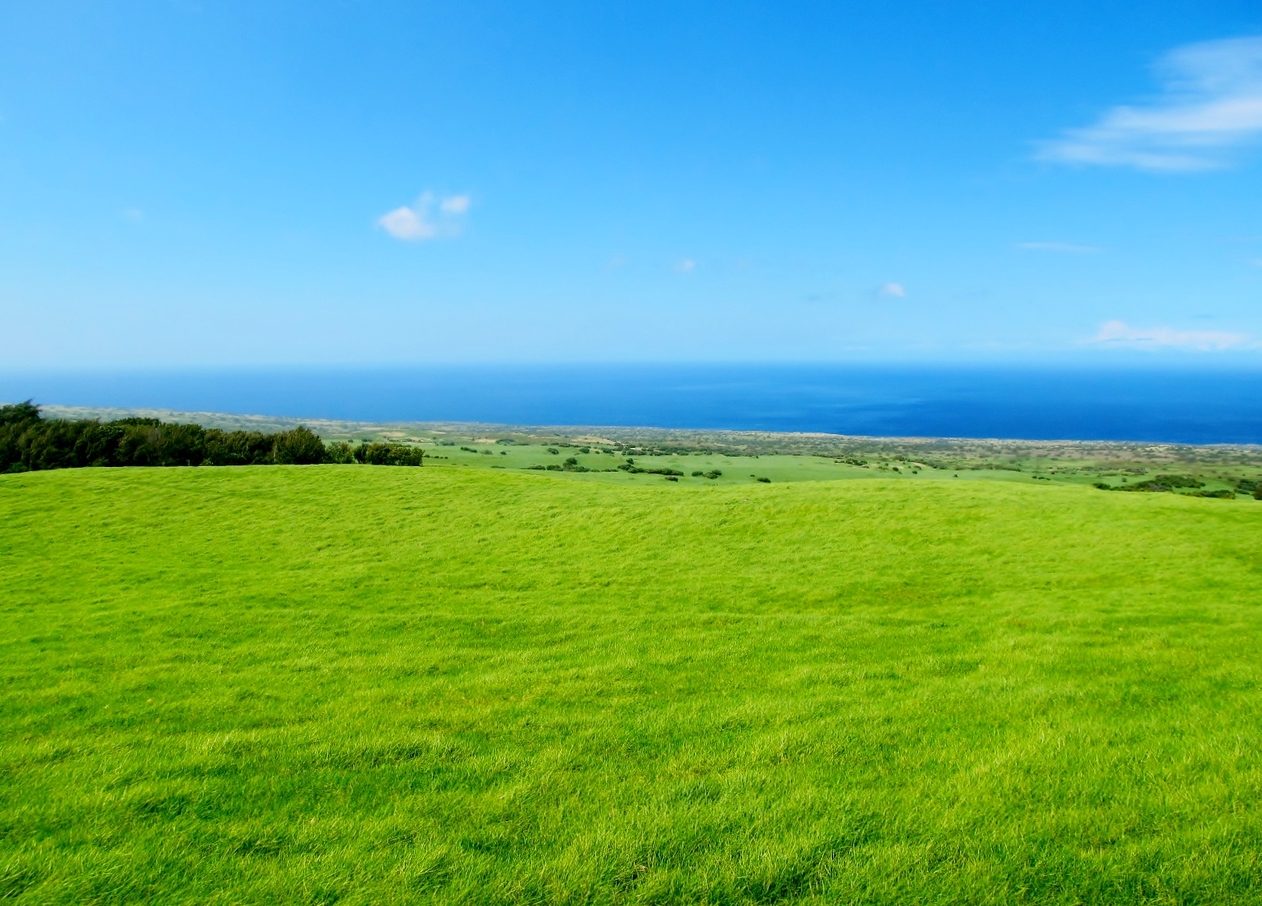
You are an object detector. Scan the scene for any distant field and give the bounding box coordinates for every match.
[422,440,1262,494]
[3,465,1262,904]
[39,404,1262,494]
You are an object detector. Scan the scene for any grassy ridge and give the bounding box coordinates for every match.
[2,466,1261,903]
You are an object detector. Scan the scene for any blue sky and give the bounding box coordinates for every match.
[2,1,1262,367]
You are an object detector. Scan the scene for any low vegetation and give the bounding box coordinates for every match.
[28,404,1262,496]
[3,464,1261,903]
[0,403,421,474]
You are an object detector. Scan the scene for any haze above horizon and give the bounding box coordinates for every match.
[2,1,1262,368]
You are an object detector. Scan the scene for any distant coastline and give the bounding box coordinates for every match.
[5,364,1262,446]
[36,404,1262,469]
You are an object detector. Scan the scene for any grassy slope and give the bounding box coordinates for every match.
[2,466,1261,904]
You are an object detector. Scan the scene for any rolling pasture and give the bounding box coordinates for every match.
[3,465,1261,903]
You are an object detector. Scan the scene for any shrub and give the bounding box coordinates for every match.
[355,442,424,466]
[397,446,425,466]
[204,430,276,466]
[273,427,326,465]
[0,405,431,472]
[756,477,771,483]
[1153,474,1204,489]
[0,401,42,427]
[324,441,356,465]
[115,422,209,467]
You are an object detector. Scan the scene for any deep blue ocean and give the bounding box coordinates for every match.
[3,365,1262,445]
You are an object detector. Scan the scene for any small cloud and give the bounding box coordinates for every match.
[675,258,696,273]
[1016,241,1101,253]
[1038,35,1262,172]
[878,282,906,298]
[377,191,470,241]
[440,194,471,214]
[121,208,144,222]
[378,205,434,240]
[605,254,629,269]
[1088,319,1250,351]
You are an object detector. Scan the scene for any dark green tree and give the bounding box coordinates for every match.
[0,400,41,427]
[273,427,326,465]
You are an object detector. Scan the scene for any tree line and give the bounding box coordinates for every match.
[0,402,423,474]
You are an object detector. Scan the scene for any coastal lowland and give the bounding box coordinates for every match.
[31,404,1262,494]
[3,406,1261,903]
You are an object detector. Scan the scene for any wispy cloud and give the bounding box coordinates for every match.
[675,258,696,273]
[377,192,470,241]
[1039,35,1262,172]
[439,195,470,214]
[1088,319,1250,351]
[878,282,906,298]
[1016,241,1101,253]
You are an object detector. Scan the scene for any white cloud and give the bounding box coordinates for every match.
[377,192,470,241]
[440,194,471,214]
[878,282,906,298]
[1039,35,1262,172]
[1088,319,1250,351]
[1016,241,1100,253]
[378,205,435,240]
[675,258,696,273]
[121,208,144,222]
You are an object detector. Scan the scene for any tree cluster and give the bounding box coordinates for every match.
[0,403,423,474]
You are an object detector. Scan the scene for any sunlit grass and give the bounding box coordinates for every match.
[2,465,1261,903]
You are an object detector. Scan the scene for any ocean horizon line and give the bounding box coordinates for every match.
[6,363,1262,447]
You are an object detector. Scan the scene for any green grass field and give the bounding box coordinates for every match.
[427,442,981,485]
[3,465,1262,904]
[424,441,1261,493]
